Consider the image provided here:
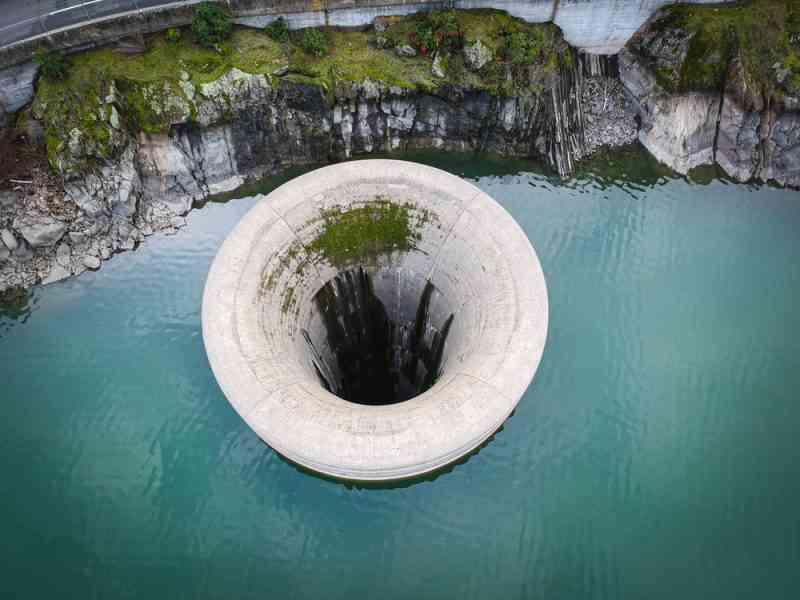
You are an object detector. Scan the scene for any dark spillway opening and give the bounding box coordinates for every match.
[302,267,454,406]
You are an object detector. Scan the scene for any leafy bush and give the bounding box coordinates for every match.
[503,29,551,65]
[265,17,290,43]
[166,28,181,43]
[300,28,329,57]
[412,21,436,55]
[34,51,69,81]
[191,2,232,48]
[409,10,463,55]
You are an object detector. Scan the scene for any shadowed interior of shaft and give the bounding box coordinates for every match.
[302,267,454,405]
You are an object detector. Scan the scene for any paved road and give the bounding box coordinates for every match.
[0,0,182,48]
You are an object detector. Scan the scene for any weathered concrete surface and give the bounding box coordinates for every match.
[202,159,548,481]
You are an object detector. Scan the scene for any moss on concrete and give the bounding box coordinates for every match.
[307,199,422,268]
[261,197,435,315]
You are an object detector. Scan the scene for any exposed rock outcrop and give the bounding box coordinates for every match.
[13,212,66,247]
[619,49,720,174]
[0,62,37,114]
[619,3,800,185]
[0,50,636,292]
[14,3,800,294]
[464,39,493,71]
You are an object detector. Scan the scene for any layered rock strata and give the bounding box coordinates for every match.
[620,4,800,186]
[0,52,635,292]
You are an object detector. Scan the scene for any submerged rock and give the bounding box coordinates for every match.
[41,263,71,285]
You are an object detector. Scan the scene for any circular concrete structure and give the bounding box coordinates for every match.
[202,160,548,481]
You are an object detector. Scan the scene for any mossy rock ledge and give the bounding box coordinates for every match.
[619,0,800,185]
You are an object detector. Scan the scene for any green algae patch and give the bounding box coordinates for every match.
[307,200,423,268]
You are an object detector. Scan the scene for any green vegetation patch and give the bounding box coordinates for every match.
[646,0,800,98]
[191,2,232,48]
[289,30,436,91]
[298,28,330,57]
[260,197,435,315]
[307,199,423,268]
[374,9,569,93]
[34,51,69,81]
[32,9,577,171]
[265,17,290,44]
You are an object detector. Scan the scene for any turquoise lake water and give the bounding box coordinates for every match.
[1,150,799,599]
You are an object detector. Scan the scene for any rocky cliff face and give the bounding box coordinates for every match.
[0,46,635,292]
[619,49,721,174]
[618,2,800,187]
[6,3,798,294]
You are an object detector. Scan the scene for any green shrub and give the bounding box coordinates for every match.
[191,2,232,48]
[504,29,551,65]
[265,17,290,43]
[443,53,467,85]
[409,10,463,55]
[166,28,181,43]
[300,28,329,57]
[412,21,436,55]
[34,51,69,81]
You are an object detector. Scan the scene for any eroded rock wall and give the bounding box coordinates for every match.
[619,7,800,187]
[0,58,636,292]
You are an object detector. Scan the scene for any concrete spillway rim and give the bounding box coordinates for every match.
[202,159,549,481]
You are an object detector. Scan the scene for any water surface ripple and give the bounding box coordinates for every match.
[1,151,799,599]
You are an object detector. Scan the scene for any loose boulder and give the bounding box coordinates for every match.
[464,39,493,71]
[395,45,417,58]
[13,213,67,248]
[83,255,101,270]
[0,229,18,251]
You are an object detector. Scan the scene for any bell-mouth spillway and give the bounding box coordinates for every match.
[201,160,548,481]
[304,267,454,406]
